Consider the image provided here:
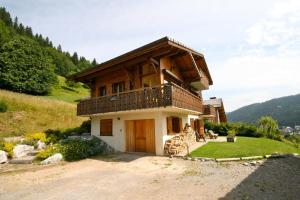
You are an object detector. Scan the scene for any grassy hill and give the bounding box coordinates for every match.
[0,88,88,138]
[44,76,89,103]
[227,94,300,126]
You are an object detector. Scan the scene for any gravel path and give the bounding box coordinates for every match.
[0,154,299,200]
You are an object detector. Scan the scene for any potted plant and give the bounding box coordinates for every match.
[227,130,237,142]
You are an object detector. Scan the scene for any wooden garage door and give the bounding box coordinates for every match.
[125,119,155,154]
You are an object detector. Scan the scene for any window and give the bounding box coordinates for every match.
[100,119,113,136]
[167,117,182,135]
[112,81,125,94]
[98,86,106,97]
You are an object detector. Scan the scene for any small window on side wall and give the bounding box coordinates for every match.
[167,117,182,135]
[100,119,112,136]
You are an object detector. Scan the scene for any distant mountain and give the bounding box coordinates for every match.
[227,94,300,127]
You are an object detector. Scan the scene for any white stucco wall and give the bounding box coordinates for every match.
[91,108,200,156]
[91,111,166,155]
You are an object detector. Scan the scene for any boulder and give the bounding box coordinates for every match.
[13,144,34,158]
[40,153,63,165]
[37,140,46,150]
[0,150,8,164]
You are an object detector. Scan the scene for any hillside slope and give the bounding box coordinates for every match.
[45,76,89,103]
[0,89,87,137]
[227,94,300,126]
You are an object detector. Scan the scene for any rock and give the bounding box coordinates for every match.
[0,150,8,164]
[256,160,263,164]
[41,153,63,165]
[9,156,35,164]
[13,144,34,158]
[37,140,46,150]
[192,157,198,161]
[249,161,257,166]
[187,157,192,160]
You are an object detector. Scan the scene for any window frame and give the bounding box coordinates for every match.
[98,86,106,97]
[112,81,125,94]
[100,119,113,136]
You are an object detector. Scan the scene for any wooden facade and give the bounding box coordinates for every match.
[203,98,227,123]
[71,37,213,116]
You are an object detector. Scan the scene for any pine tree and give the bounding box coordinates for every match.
[92,58,97,66]
[13,17,18,30]
[72,52,79,65]
[25,26,33,37]
[57,44,62,52]
[18,23,25,34]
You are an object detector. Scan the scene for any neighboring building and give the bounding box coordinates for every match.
[70,37,213,155]
[282,126,294,135]
[203,97,227,124]
[295,126,300,134]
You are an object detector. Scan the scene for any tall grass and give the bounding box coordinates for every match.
[0,89,87,138]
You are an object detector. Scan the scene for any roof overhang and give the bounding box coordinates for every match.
[69,37,213,85]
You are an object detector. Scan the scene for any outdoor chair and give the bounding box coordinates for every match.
[195,131,206,142]
[208,130,218,139]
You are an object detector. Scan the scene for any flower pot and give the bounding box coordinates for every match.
[227,136,236,142]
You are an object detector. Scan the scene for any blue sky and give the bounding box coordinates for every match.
[1,0,299,111]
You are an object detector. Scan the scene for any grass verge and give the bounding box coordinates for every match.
[190,137,300,158]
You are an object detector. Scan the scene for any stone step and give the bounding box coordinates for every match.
[9,156,35,164]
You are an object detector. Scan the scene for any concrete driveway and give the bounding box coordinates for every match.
[0,154,299,200]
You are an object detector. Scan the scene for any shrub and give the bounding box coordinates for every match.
[25,132,46,142]
[0,142,15,158]
[44,129,68,144]
[60,136,104,161]
[35,145,61,161]
[0,100,7,112]
[62,120,91,135]
[205,122,228,136]
[233,123,262,138]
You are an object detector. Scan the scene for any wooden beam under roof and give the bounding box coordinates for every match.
[188,52,202,78]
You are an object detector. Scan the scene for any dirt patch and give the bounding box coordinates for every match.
[0,154,299,200]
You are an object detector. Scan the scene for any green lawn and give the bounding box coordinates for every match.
[190,137,300,158]
[44,76,89,103]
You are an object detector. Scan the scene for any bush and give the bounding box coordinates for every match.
[0,100,7,112]
[44,129,68,144]
[205,122,229,136]
[0,142,15,158]
[233,123,262,138]
[60,136,104,161]
[25,132,46,142]
[63,120,91,135]
[36,145,61,161]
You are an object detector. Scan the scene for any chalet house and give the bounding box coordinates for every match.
[203,97,227,124]
[70,37,213,155]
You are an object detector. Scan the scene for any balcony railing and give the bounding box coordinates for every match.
[77,83,203,116]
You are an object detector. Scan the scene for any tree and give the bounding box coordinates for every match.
[258,116,279,139]
[92,58,97,66]
[57,44,62,52]
[0,37,57,95]
[0,7,12,27]
[72,52,79,65]
[13,17,18,30]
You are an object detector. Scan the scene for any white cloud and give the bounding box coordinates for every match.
[205,0,300,111]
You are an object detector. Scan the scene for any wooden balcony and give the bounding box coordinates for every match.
[77,83,203,116]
